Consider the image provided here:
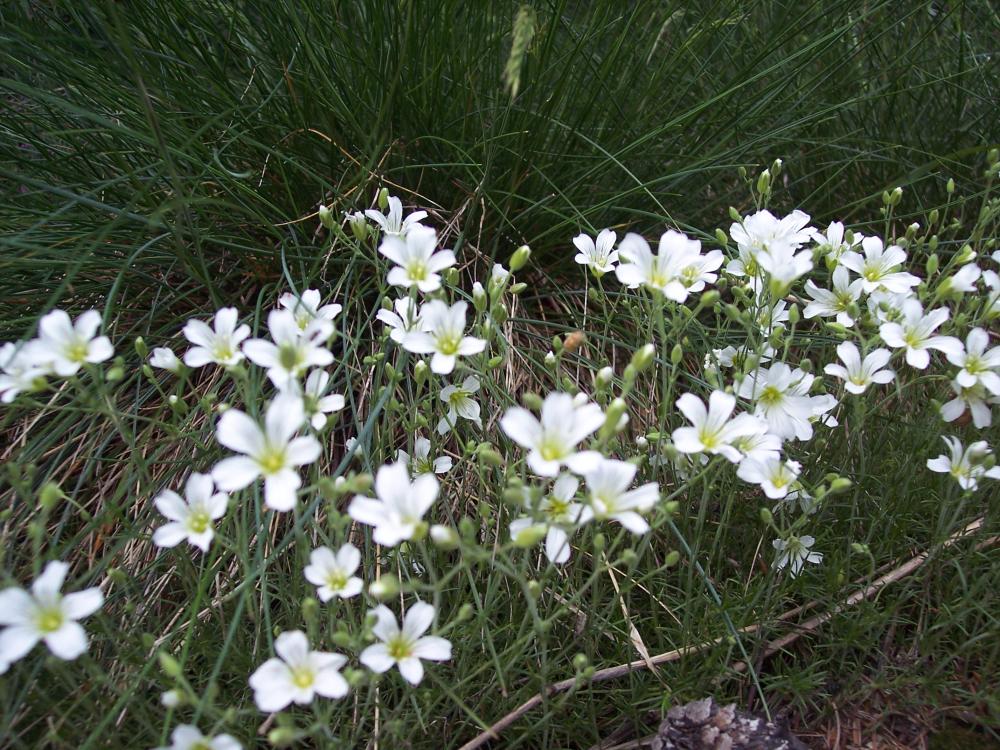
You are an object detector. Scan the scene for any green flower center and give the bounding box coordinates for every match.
[538,438,565,462]
[407,260,428,281]
[758,385,783,406]
[698,427,719,449]
[545,498,570,520]
[680,265,700,286]
[36,607,64,634]
[326,571,348,591]
[278,342,302,371]
[437,335,460,356]
[66,340,89,363]
[258,447,287,474]
[291,666,315,689]
[213,342,233,362]
[415,457,435,474]
[387,635,412,661]
[187,509,210,534]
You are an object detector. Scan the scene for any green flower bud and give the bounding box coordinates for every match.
[267,728,301,748]
[630,343,655,371]
[38,482,65,511]
[106,364,125,382]
[522,392,543,411]
[664,550,681,567]
[369,574,399,600]
[134,337,148,358]
[946,178,956,194]
[430,524,460,549]
[509,245,531,272]
[728,206,742,222]
[787,304,800,325]
[715,228,728,246]
[509,282,527,294]
[670,344,683,365]
[413,359,429,384]
[377,187,390,212]
[759,507,773,525]
[512,523,547,548]
[318,204,335,230]
[756,169,771,196]
[572,653,590,671]
[158,652,183,679]
[526,580,542,599]
[889,187,903,206]
[476,445,505,467]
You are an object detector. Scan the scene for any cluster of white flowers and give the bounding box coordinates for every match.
[568,187,999,575]
[3,174,997,744]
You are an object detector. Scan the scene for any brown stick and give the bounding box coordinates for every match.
[459,517,986,750]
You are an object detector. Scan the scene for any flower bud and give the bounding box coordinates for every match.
[476,445,505,467]
[664,550,681,567]
[134,336,148,359]
[728,206,742,222]
[347,210,369,241]
[509,245,531,272]
[756,169,771,196]
[715,228,728,246]
[369,574,399,600]
[377,187,390,212]
[522,392,543,411]
[160,689,183,708]
[946,178,956,194]
[268,728,301,748]
[413,359,429,384]
[158,652,183,679]
[472,281,487,311]
[630,343,655,371]
[759,507,773,525]
[595,366,614,389]
[430,524,459,549]
[925,253,939,276]
[318,204,335,230]
[573,653,590,671]
[670,343,683,365]
[889,186,903,206]
[512,523,547,549]
[526,580,542,599]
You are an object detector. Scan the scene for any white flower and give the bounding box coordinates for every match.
[984,270,1000,316]
[772,535,822,577]
[573,229,619,274]
[509,474,593,564]
[944,263,981,294]
[671,391,767,463]
[0,342,45,403]
[867,290,914,324]
[756,242,813,290]
[839,236,920,294]
[727,210,815,289]
[278,289,342,332]
[500,392,604,477]
[926,436,1000,491]
[737,456,802,499]
[823,343,895,394]
[437,376,482,434]
[150,347,182,373]
[737,363,827,441]
[365,195,428,238]
[22,309,113,377]
[304,544,364,601]
[803,266,865,327]
[347,461,438,546]
[248,630,348,711]
[379,225,455,293]
[582,459,658,534]
[941,379,995,429]
[398,436,452,476]
[211,393,321,512]
[754,299,790,334]
[298,369,345,430]
[155,725,241,750]
[615,230,719,302]
[402,300,485,374]
[360,601,451,685]
[377,297,427,344]
[878,299,962,369]
[730,430,782,464]
[946,328,1000,395]
[0,561,103,671]
[152,473,228,552]
[182,308,250,369]
[160,689,182,708]
[242,309,333,389]
[814,220,860,263]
